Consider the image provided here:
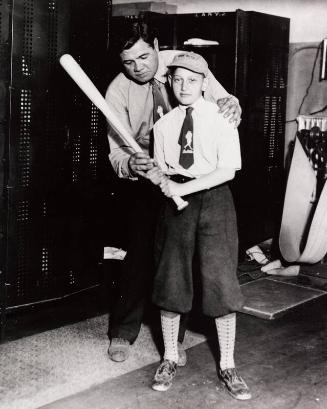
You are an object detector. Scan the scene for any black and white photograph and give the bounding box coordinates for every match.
[0,0,327,408]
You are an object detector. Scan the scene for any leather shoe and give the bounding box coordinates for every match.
[108,338,130,362]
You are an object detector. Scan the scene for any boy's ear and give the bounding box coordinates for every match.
[153,37,159,52]
[168,74,172,87]
[201,77,209,92]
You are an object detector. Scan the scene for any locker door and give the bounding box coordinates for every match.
[2,0,111,311]
[175,12,237,93]
[233,12,289,250]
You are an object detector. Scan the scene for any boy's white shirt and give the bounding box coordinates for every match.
[154,97,241,176]
[153,96,241,196]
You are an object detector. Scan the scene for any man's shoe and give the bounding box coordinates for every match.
[177,342,187,367]
[108,338,130,362]
[218,368,252,400]
[152,359,177,392]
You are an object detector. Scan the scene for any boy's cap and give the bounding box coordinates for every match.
[167,52,208,76]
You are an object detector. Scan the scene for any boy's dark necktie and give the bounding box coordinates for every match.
[178,107,194,169]
[151,79,168,123]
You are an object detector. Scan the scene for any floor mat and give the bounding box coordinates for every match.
[0,315,205,409]
[240,277,327,319]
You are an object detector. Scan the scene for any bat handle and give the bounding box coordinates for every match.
[172,195,188,211]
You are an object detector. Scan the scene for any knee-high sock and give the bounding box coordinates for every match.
[161,311,180,363]
[215,312,236,371]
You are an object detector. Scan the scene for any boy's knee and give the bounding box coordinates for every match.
[161,310,179,318]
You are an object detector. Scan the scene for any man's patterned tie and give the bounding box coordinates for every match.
[151,79,168,123]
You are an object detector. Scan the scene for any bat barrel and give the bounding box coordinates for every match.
[59,54,189,211]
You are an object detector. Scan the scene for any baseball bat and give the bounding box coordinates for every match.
[59,54,188,211]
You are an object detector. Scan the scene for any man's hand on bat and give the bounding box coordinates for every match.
[128,152,156,177]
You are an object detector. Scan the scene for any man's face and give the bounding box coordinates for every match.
[120,39,159,84]
[170,67,208,106]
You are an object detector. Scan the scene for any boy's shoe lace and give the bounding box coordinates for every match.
[218,367,252,400]
[152,359,177,392]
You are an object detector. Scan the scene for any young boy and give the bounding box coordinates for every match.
[147,52,251,400]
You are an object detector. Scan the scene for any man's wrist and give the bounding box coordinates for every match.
[228,95,239,103]
[224,95,240,110]
[119,156,137,180]
[127,156,134,175]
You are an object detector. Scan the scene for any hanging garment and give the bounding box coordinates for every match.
[279,116,327,263]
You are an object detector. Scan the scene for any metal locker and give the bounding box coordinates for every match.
[0,0,112,339]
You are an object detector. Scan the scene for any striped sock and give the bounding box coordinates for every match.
[161,311,180,364]
[215,312,236,371]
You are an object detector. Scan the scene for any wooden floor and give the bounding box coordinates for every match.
[40,295,327,409]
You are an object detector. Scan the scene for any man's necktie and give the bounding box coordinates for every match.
[178,107,194,169]
[151,79,168,123]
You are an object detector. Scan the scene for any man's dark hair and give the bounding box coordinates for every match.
[111,14,158,53]
[105,14,159,83]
